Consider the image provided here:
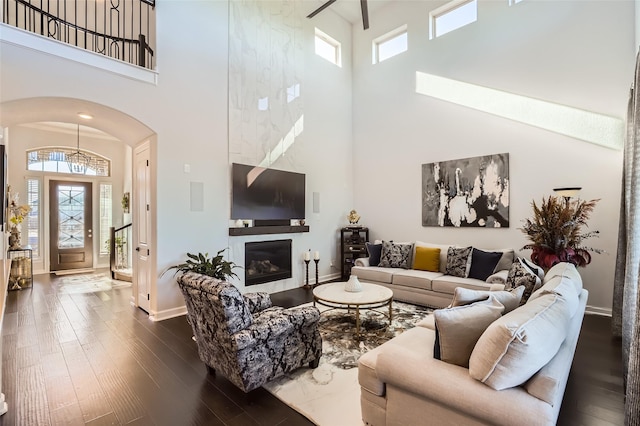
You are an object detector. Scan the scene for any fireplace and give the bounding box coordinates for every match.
[245,239,292,286]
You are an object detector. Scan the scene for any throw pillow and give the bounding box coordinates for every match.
[521,257,545,281]
[445,246,472,278]
[506,259,542,305]
[413,246,441,272]
[365,242,383,266]
[378,241,414,269]
[469,293,570,390]
[433,297,505,368]
[468,248,504,281]
[451,286,525,314]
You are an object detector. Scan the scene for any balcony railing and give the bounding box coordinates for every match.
[3,0,155,69]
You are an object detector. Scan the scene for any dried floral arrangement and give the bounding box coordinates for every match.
[521,196,602,269]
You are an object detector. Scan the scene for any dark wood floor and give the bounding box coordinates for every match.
[0,272,625,425]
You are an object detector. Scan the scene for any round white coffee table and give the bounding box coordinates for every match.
[313,282,393,338]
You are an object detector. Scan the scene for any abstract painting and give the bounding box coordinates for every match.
[422,153,509,228]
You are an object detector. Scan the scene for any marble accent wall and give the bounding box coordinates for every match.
[228,0,307,293]
[228,0,305,170]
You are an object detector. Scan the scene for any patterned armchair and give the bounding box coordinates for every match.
[177,272,322,393]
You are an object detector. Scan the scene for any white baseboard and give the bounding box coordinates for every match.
[149,306,187,322]
[585,305,612,317]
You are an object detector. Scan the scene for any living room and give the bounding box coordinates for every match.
[0,0,637,424]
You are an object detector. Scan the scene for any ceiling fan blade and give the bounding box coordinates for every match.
[360,0,369,30]
[307,0,338,19]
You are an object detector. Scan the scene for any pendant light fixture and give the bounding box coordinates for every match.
[66,124,91,174]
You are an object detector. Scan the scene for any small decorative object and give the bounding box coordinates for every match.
[348,209,361,225]
[521,195,602,269]
[303,250,311,289]
[345,274,362,292]
[243,220,250,227]
[122,192,130,213]
[163,248,240,281]
[298,219,306,226]
[8,192,31,250]
[235,219,244,228]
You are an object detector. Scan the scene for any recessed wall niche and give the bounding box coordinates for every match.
[228,0,305,169]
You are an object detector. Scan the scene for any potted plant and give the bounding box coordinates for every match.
[520,196,603,269]
[163,248,240,281]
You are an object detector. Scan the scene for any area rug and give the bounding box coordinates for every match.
[57,273,132,294]
[263,301,432,426]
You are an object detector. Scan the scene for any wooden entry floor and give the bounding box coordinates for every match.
[1,273,625,425]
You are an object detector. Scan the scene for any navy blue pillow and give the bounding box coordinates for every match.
[468,248,503,281]
[366,242,382,266]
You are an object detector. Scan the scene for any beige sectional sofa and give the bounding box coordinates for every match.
[357,262,587,426]
[351,242,514,308]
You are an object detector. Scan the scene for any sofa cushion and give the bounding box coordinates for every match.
[506,258,542,305]
[543,262,583,292]
[413,246,441,272]
[350,266,395,284]
[358,326,435,396]
[468,249,504,281]
[479,248,515,272]
[468,292,571,390]
[415,241,450,273]
[434,297,505,368]
[379,241,414,269]
[391,269,441,290]
[528,276,580,318]
[445,246,473,278]
[366,242,383,266]
[451,286,525,313]
[431,276,494,294]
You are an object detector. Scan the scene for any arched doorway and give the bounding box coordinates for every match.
[0,97,156,312]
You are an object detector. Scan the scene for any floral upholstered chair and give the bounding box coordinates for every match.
[177,272,322,393]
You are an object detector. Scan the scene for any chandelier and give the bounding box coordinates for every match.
[66,124,91,174]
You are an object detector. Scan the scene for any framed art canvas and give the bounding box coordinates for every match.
[422,153,509,228]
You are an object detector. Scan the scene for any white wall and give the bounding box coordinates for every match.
[351,0,635,313]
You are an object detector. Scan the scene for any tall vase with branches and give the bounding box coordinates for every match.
[520,196,602,269]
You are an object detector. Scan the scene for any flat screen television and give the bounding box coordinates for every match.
[231,163,305,221]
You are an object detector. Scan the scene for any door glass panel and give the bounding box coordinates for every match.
[57,184,85,249]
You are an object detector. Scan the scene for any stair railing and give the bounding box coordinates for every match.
[3,0,155,69]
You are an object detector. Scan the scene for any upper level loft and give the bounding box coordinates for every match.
[2,0,156,81]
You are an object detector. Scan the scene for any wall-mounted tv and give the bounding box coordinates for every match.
[231,163,305,221]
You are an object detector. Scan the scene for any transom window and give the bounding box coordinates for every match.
[373,25,408,64]
[27,147,111,176]
[430,0,478,39]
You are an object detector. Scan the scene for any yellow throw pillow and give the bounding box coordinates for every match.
[413,246,440,272]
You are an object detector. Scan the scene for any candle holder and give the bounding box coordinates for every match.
[304,259,311,289]
[314,258,319,286]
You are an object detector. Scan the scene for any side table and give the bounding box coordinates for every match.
[8,247,33,291]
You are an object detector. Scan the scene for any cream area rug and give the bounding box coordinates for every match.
[57,272,132,294]
[263,301,432,426]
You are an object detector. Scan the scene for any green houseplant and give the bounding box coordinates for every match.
[520,195,602,269]
[164,248,240,281]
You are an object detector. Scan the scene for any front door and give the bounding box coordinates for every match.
[50,180,93,271]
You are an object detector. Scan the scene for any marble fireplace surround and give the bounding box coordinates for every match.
[227,1,309,294]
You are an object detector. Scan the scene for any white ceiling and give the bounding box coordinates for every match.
[305,0,397,27]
